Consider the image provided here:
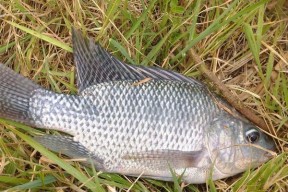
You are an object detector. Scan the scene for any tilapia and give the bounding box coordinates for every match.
[0,29,275,184]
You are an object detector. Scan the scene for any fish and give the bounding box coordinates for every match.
[0,28,275,184]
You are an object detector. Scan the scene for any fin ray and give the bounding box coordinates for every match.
[34,135,104,169]
[0,64,41,125]
[72,28,203,93]
[122,149,204,170]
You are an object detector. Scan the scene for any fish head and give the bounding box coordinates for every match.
[205,112,275,176]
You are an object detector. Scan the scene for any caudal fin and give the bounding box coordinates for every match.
[0,64,41,125]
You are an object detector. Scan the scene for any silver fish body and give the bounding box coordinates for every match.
[0,29,275,183]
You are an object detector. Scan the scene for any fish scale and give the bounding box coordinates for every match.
[29,80,217,173]
[0,28,275,183]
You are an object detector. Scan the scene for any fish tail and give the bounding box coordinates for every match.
[0,64,41,125]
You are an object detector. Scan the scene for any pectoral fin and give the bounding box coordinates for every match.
[122,149,204,170]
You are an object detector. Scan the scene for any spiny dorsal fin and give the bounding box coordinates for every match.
[72,28,203,93]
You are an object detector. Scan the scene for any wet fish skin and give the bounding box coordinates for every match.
[30,80,217,168]
[0,29,275,184]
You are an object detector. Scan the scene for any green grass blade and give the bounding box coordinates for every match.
[6,21,72,52]
[0,176,28,185]
[5,124,101,191]
[172,0,239,62]
[6,175,56,191]
[189,0,202,41]
[109,38,136,64]
[125,0,157,39]
[141,27,175,65]
[243,23,264,79]
[256,4,264,54]
[172,0,269,62]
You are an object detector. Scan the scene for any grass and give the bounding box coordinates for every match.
[0,0,287,191]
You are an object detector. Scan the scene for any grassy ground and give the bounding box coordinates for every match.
[0,0,287,191]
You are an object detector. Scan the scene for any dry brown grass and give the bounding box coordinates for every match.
[0,0,287,191]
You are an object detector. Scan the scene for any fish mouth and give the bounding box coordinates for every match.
[264,151,277,159]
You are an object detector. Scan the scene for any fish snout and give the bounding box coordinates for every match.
[264,151,276,159]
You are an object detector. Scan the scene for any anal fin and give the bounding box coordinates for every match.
[34,135,104,169]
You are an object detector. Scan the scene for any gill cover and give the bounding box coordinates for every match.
[206,113,253,175]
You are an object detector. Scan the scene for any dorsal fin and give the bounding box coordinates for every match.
[72,28,203,93]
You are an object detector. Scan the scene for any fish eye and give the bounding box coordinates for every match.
[245,128,260,143]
